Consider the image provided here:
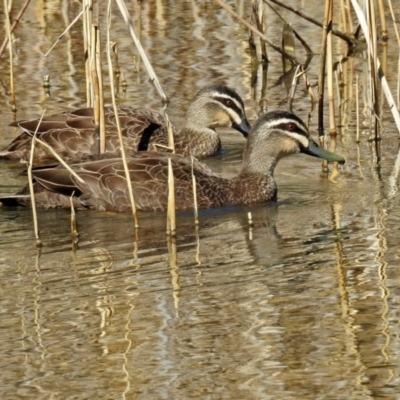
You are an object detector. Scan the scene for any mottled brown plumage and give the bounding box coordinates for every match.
[0,110,345,212]
[0,85,250,162]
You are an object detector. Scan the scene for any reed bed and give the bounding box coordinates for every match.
[3,0,400,244]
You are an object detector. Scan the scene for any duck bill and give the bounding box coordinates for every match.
[302,138,345,164]
[232,118,251,138]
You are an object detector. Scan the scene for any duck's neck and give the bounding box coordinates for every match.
[174,108,221,156]
[226,138,281,204]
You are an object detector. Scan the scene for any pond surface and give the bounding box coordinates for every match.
[1,1,400,399]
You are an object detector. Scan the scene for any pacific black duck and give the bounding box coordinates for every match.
[0,85,250,162]
[0,110,345,212]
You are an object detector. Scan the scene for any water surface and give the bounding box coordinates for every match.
[1,1,400,399]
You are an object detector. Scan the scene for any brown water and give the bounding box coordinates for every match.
[1,1,400,399]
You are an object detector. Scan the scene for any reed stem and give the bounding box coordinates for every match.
[28,112,47,247]
[44,10,84,57]
[0,0,30,59]
[4,0,16,113]
[70,193,79,242]
[83,0,93,107]
[191,156,199,226]
[214,0,298,65]
[167,158,176,236]
[107,0,139,227]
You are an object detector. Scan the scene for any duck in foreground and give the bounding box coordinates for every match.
[0,110,345,212]
[0,85,250,162]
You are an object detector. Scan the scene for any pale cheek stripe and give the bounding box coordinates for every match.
[226,108,242,124]
[285,131,309,148]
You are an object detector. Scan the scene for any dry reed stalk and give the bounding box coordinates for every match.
[344,0,354,33]
[301,70,315,112]
[164,110,175,152]
[317,0,331,137]
[326,0,336,138]
[43,75,50,96]
[194,226,201,265]
[70,193,79,241]
[267,0,355,46]
[115,0,168,104]
[111,42,121,97]
[121,71,127,95]
[281,24,296,97]
[0,0,30,59]
[339,0,348,34]
[4,0,16,112]
[356,74,360,143]
[44,10,84,57]
[191,156,199,226]
[248,7,258,63]
[248,212,253,241]
[28,112,47,248]
[167,158,176,236]
[387,0,400,107]
[107,0,139,228]
[30,135,86,184]
[334,70,341,130]
[115,0,175,154]
[82,0,93,107]
[135,0,142,74]
[367,0,380,141]
[268,4,313,56]
[214,0,298,64]
[253,0,268,62]
[287,64,302,112]
[352,0,400,135]
[377,0,388,41]
[93,24,105,153]
[91,24,100,125]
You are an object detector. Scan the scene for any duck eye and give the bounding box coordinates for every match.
[224,99,233,107]
[287,123,296,131]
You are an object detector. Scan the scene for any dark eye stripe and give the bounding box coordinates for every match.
[272,122,308,136]
[214,96,244,117]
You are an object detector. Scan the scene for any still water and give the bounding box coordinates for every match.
[1,1,400,399]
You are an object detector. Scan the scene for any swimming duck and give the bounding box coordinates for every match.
[0,110,345,211]
[0,85,250,162]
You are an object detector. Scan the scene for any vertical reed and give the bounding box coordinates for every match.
[70,193,79,243]
[326,0,336,138]
[387,0,400,108]
[107,0,139,227]
[191,156,199,226]
[94,24,105,153]
[111,42,121,97]
[0,0,30,59]
[82,0,93,107]
[28,113,47,248]
[135,0,142,74]
[317,0,331,137]
[251,0,268,62]
[167,159,176,236]
[248,212,253,241]
[4,0,16,112]
[355,74,360,143]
